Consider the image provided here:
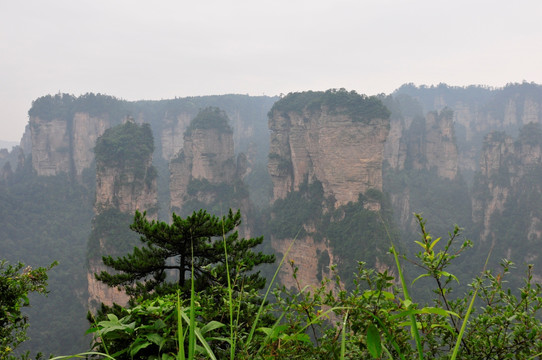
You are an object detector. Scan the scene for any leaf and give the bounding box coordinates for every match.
[106,314,119,322]
[440,271,460,284]
[200,320,225,335]
[429,237,441,251]
[129,339,152,357]
[414,241,426,250]
[367,324,383,358]
[145,333,165,347]
[283,333,311,343]
[390,307,459,321]
[411,273,430,285]
[153,318,166,330]
[363,290,395,300]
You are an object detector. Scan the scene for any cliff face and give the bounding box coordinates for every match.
[26,94,275,182]
[30,117,71,176]
[88,121,158,309]
[472,132,515,242]
[394,83,542,180]
[267,90,392,288]
[268,108,389,208]
[72,113,111,178]
[169,109,252,233]
[385,109,458,180]
[29,113,111,179]
[473,126,542,243]
[170,127,237,211]
[94,156,157,214]
[160,113,192,161]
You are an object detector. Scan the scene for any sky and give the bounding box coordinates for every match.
[1,0,541,142]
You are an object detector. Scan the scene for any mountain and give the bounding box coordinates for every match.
[3,83,542,355]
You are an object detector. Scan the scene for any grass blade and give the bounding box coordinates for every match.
[450,246,492,360]
[246,231,299,346]
[390,244,424,360]
[340,309,349,359]
[177,289,185,360]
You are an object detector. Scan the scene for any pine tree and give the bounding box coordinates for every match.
[95,209,275,300]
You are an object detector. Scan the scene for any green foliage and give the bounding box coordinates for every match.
[95,209,275,301]
[267,179,325,240]
[87,208,140,264]
[56,216,542,359]
[323,190,398,284]
[267,180,397,286]
[184,107,233,136]
[270,88,391,123]
[28,93,128,122]
[0,260,56,359]
[94,121,154,174]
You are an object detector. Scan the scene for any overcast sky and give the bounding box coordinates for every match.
[1,0,541,141]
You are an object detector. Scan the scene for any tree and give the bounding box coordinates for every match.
[0,260,56,359]
[95,209,275,300]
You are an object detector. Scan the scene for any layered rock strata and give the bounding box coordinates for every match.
[267,90,391,288]
[268,108,389,208]
[88,120,158,309]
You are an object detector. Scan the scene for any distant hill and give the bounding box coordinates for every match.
[0,140,18,150]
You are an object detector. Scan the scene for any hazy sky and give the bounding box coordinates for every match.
[1,0,541,141]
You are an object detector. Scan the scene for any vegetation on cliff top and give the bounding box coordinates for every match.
[184,107,233,136]
[94,121,154,174]
[28,93,128,122]
[270,88,391,123]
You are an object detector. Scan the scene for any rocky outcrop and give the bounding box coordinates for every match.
[72,113,111,178]
[272,236,338,291]
[267,90,392,288]
[29,114,111,179]
[160,113,192,161]
[385,108,458,180]
[170,108,239,212]
[88,121,158,309]
[268,95,390,208]
[473,125,542,244]
[26,94,275,183]
[394,83,542,179]
[30,117,71,176]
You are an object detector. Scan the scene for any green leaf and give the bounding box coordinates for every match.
[130,339,152,357]
[411,273,430,285]
[390,307,459,321]
[200,320,225,335]
[429,237,441,251]
[145,333,165,347]
[440,271,459,284]
[367,324,382,358]
[363,290,395,300]
[414,240,426,250]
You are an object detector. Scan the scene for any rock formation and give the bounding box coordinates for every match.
[169,108,249,224]
[30,116,72,176]
[268,91,390,208]
[385,108,458,180]
[267,90,392,288]
[87,120,158,309]
[473,124,542,244]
